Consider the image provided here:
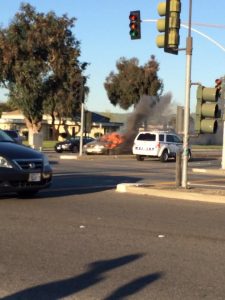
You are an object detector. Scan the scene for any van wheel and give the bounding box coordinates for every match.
[136,155,144,161]
[160,150,169,162]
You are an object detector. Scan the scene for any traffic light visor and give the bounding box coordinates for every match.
[200,87,220,102]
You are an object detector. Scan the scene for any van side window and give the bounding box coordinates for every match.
[166,135,174,143]
[159,134,164,142]
[173,135,182,143]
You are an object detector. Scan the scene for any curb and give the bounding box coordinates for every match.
[192,168,225,176]
[116,183,225,204]
[58,154,133,160]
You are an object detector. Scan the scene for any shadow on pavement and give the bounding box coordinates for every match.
[2,253,163,300]
[0,174,142,199]
[42,174,142,198]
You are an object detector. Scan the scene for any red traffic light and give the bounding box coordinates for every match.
[129,10,141,40]
[215,78,222,87]
[215,79,222,99]
[129,13,138,21]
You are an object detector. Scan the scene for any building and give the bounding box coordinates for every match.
[0,110,124,141]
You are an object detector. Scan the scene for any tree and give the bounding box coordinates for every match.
[104,55,163,110]
[43,72,89,140]
[0,3,87,136]
[0,101,13,117]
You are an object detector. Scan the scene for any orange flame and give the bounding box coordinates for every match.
[101,132,125,149]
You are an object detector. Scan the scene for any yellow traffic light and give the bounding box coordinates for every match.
[195,85,220,134]
[156,0,181,55]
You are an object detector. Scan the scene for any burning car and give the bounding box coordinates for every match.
[83,132,126,155]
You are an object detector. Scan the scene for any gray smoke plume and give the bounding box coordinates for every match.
[121,93,175,150]
[120,93,223,148]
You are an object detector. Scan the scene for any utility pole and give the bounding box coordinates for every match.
[79,102,84,156]
[221,77,225,169]
[182,0,193,188]
[79,78,85,156]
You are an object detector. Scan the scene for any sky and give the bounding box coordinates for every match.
[0,0,224,114]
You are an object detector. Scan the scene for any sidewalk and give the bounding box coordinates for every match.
[116,181,225,204]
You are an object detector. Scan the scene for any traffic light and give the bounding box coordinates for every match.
[195,85,220,134]
[215,78,222,95]
[156,0,181,54]
[129,10,141,40]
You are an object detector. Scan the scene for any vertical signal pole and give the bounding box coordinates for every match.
[221,78,225,169]
[79,78,85,156]
[182,0,193,188]
[222,116,225,169]
[79,102,84,156]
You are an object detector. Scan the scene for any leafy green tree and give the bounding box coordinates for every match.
[0,3,87,136]
[43,73,89,140]
[0,101,13,117]
[104,55,163,110]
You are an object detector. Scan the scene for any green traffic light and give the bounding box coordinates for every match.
[130,30,138,37]
[129,10,141,40]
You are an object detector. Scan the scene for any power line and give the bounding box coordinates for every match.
[143,19,225,53]
[183,22,225,29]
[144,19,225,29]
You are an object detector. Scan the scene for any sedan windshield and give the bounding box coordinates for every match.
[0,130,15,142]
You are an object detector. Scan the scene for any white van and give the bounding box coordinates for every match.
[132,130,191,162]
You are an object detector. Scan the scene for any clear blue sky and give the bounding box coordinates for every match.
[0,0,224,113]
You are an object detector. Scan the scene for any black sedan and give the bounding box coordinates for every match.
[54,136,95,153]
[0,130,52,197]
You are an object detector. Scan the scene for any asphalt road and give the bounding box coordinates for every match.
[49,152,225,190]
[1,155,225,299]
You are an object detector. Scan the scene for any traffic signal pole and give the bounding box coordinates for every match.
[79,78,85,156]
[79,102,84,156]
[222,119,225,169]
[181,0,192,188]
[221,78,225,169]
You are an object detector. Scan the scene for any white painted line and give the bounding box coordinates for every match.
[60,155,78,159]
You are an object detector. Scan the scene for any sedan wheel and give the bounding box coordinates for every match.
[54,146,63,153]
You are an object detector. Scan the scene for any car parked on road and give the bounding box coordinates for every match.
[83,138,110,155]
[3,129,24,144]
[0,129,52,196]
[83,132,126,155]
[54,136,95,153]
[132,130,191,162]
